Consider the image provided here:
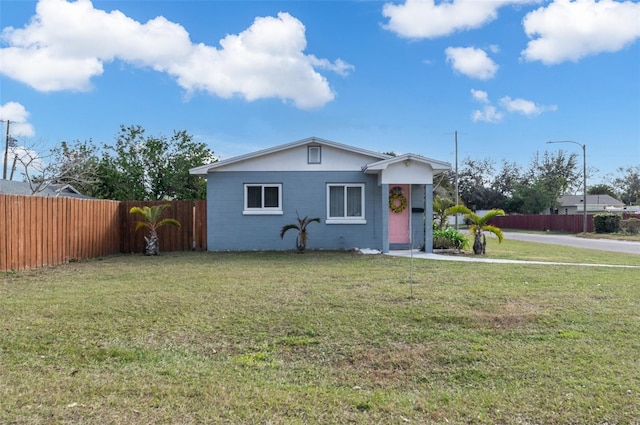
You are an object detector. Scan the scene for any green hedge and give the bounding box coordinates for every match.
[433,227,469,250]
[593,213,621,233]
[621,218,640,235]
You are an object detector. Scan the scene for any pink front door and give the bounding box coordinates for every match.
[388,185,410,245]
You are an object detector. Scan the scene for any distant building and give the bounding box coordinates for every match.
[550,194,624,215]
[0,180,92,199]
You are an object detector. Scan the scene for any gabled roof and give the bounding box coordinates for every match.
[190,137,392,176]
[363,153,451,174]
[558,194,623,206]
[0,180,92,198]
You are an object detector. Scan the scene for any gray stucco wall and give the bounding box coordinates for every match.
[206,171,383,251]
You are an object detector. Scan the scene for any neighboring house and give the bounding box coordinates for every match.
[550,194,625,215]
[0,180,92,199]
[190,137,451,253]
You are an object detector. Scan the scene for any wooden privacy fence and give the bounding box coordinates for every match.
[120,200,207,254]
[490,214,595,233]
[490,213,640,233]
[0,196,207,272]
[0,195,120,271]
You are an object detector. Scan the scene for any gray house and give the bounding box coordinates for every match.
[0,180,91,198]
[552,194,624,215]
[190,137,451,253]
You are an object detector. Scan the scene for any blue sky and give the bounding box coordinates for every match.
[1,0,639,184]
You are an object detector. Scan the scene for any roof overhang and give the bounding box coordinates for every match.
[363,153,451,174]
[190,136,392,177]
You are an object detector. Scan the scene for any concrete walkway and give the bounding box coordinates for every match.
[387,250,640,268]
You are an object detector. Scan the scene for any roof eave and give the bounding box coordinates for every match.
[363,154,451,173]
[190,137,392,175]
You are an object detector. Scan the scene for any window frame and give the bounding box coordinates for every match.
[243,183,283,215]
[308,146,321,164]
[326,183,366,224]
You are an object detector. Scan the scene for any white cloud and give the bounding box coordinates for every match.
[470,89,490,103]
[470,90,556,123]
[168,13,353,109]
[0,0,352,109]
[522,0,640,64]
[445,47,499,80]
[382,0,539,39]
[500,96,558,116]
[0,102,35,137]
[472,105,504,123]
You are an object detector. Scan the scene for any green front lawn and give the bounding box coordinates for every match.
[2,243,639,424]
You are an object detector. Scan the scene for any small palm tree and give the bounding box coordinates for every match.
[433,195,457,230]
[447,205,505,255]
[129,204,181,255]
[280,213,321,253]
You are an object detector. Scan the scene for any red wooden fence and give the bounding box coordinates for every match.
[490,213,640,233]
[0,196,207,271]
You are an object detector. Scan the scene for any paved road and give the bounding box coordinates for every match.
[502,232,640,255]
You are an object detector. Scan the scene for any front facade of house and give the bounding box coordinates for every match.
[190,137,451,253]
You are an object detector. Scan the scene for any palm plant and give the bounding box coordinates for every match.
[433,195,457,230]
[447,205,505,255]
[280,213,321,253]
[129,204,181,255]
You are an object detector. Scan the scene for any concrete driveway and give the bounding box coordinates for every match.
[502,232,640,255]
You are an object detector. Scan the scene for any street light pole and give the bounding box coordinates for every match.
[547,140,587,234]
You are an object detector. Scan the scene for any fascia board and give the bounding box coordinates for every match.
[363,154,451,173]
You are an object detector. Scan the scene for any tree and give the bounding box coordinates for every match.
[492,160,521,201]
[457,157,504,210]
[10,139,99,196]
[95,125,215,201]
[48,140,100,196]
[129,204,181,255]
[508,179,560,214]
[280,213,321,253]
[433,170,455,200]
[10,142,50,194]
[507,150,579,214]
[588,184,618,198]
[609,165,640,205]
[448,205,505,255]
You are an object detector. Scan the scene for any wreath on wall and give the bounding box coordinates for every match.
[389,186,408,214]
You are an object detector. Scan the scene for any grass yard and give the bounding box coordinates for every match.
[1,239,639,424]
[452,235,640,265]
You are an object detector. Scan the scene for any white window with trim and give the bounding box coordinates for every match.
[244,184,282,215]
[326,183,366,224]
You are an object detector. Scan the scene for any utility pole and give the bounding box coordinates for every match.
[454,130,459,230]
[2,119,10,180]
[9,154,18,181]
[547,140,588,234]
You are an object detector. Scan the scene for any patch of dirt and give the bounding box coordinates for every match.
[333,343,439,387]
[473,300,547,329]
